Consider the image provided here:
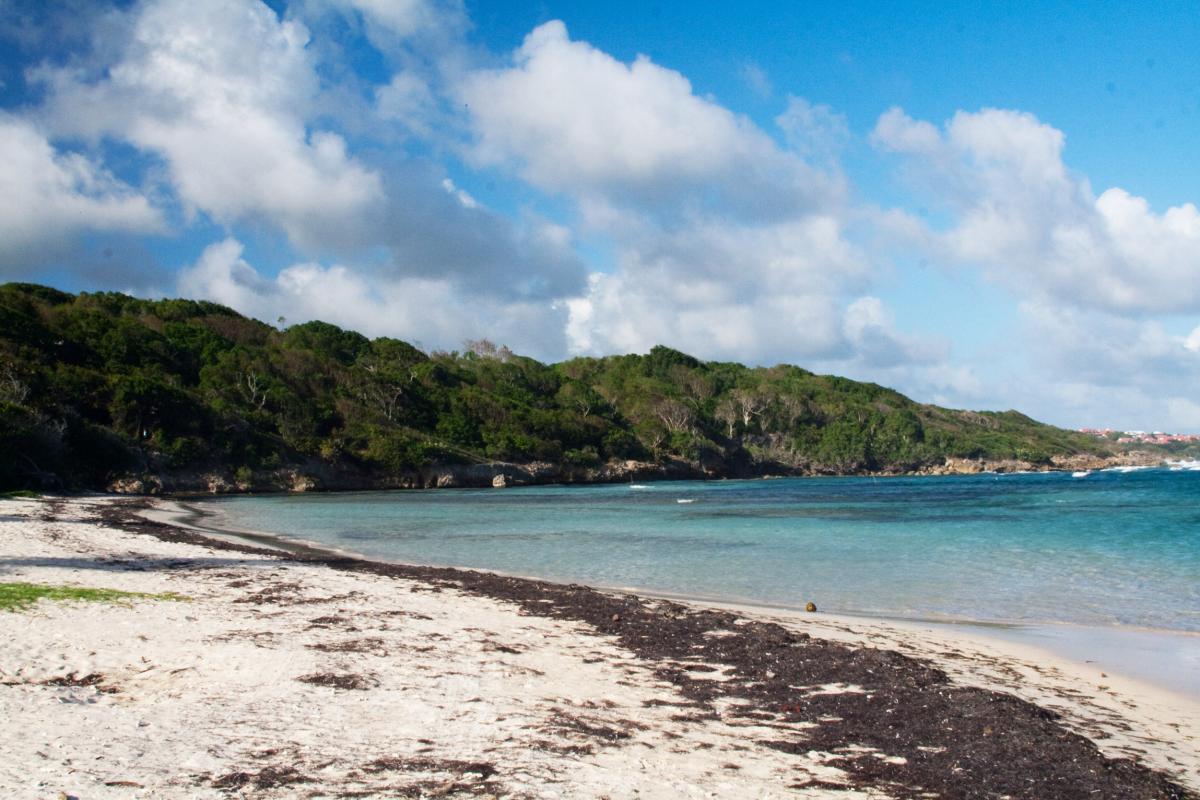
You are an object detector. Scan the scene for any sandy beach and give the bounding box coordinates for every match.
[1,495,1196,799]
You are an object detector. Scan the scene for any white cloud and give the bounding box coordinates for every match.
[332,0,456,39]
[440,177,477,209]
[176,238,272,307]
[0,114,160,270]
[37,0,383,249]
[375,72,439,138]
[568,271,848,364]
[306,0,467,49]
[842,296,944,368]
[1020,302,1200,387]
[1185,326,1200,353]
[873,106,1200,314]
[776,96,850,161]
[23,0,584,301]
[1008,301,1200,429]
[459,21,839,219]
[561,206,888,365]
[360,159,586,301]
[177,238,572,357]
[458,20,932,374]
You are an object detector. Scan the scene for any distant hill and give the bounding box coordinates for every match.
[0,282,1124,493]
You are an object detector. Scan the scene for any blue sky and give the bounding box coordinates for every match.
[1,0,1198,431]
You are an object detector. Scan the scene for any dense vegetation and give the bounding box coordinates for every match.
[0,283,1111,491]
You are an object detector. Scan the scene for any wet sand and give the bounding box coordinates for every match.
[0,495,1196,798]
[167,495,1200,699]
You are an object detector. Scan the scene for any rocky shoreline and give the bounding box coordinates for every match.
[105,451,1166,496]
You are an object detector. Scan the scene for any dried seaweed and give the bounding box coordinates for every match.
[295,672,375,691]
[107,499,1199,800]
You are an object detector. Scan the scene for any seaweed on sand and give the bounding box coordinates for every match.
[105,499,1199,800]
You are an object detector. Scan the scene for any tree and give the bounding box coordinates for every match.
[242,370,269,410]
[0,359,29,405]
[715,396,739,438]
[283,320,369,365]
[732,388,770,429]
[653,397,694,434]
[774,392,812,432]
[0,280,1117,490]
[556,382,602,419]
[464,338,514,362]
[352,341,427,424]
[670,364,714,409]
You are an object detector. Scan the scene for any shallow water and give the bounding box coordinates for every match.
[198,468,1200,633]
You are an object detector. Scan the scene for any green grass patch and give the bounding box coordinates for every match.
[0,489,41,499]
[0,582,189,612]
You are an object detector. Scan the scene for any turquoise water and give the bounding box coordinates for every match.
[198,468,1200,632]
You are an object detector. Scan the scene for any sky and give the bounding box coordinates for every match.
[1,0,1198,432]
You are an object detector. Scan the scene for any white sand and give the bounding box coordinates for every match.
[0,495,1195,798]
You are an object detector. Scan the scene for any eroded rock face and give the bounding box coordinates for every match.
[913,451,1162,477]
[98,448,1165,496]
[205,474,233,494]
[106,475,162,495]
[106,477,144,494]
[1051,456,1102,471]
[290,474,317,492]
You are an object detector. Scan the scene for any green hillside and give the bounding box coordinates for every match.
[0,283,1111,491]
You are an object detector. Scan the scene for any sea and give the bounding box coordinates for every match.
[196,464,1200,634]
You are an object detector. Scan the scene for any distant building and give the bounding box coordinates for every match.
[1079,428,1198,444]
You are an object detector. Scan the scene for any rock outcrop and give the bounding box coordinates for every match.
[102,449,1165,497]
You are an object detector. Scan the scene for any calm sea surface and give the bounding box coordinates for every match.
[197,467,1200,632]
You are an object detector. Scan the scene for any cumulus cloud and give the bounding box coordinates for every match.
[564,214,933,369]
[37,0,383,249]
[872,106,1200,314]
[0,114,161,271]
[20,0,585,302]
[559,211,884,363]
[177,238,573,357]
[842,297,944,368]
[364,159,587,301]
[375,72,440,138]
[458,20,941,376]
[459,21,840,221]
[567,272,849,364]
[1009,301,1200,429]
[1020,302,1200,388]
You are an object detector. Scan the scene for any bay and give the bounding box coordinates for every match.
[197,467,1200,633]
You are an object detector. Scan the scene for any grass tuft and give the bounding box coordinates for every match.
[0,489,41,499]
[0,582,189,612]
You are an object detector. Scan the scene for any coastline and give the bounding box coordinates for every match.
[170,494,1200,700]
[1,494,1196,798]
[103,448,1171,496]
